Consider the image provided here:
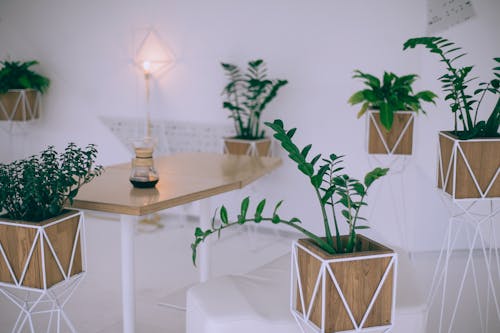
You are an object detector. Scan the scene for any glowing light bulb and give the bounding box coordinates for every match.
[142,61,151,74]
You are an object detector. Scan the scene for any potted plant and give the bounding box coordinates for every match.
[221,59,288,156]
[0,60,50,121]
[192,119,396,332]
[0,143,102,290]
[348,70,437,155]
[404,37,500,199]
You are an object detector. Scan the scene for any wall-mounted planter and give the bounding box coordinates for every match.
[437,131,500,199]
[0,210,84,290]
[367,110,415,155]
[0,89,41,122]
[223,137,272,157]
[291,235,397,332]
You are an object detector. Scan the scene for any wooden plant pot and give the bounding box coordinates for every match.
[0,89,41,121]
[437,131,500,199]
[0,210,84,290]
[223,137,272,157]
[291,235,396,332]
[367,110,414,155]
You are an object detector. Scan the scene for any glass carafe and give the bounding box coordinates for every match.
[129,138,159,188]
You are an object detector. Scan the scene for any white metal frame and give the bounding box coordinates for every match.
[427,198,500,333]
[365,111,414,252]
[366,110,415,156]
[0,89,42,133]
[0,211,86,333]
[223,137,273,157]
[290,241,398,333]
[437,132,499,200]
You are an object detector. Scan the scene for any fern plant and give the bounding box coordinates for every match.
[403,37,500,139]
[0,60,50,94]
[348,70,437,131]
[221,59,288,139]
[191,119,388,264]
[0,143,103,222]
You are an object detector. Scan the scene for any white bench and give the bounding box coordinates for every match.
[186,248,426,333]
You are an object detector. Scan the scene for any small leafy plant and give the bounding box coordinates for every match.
[348,70,437,131]
[403,37,500,139]
[0,143,103,222]
[192,119,388,264]
[221,59,288,140]
[0,60,50,94]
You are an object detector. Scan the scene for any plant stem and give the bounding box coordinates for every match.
[474,83,490,125]
[315,189,334,249]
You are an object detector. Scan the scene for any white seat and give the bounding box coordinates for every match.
[186,248,426,333]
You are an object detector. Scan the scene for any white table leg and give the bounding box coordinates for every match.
[120,215,136,333]
[199,198,211,282]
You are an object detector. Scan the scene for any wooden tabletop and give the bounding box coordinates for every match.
[71,152,282,216]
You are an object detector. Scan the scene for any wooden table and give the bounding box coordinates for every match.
[72,152,282,333]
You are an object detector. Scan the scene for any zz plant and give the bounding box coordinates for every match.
[0,143,103,222]
[221,59,288,139]
[348,70,437,131]
[0,60,50,94]
[192,119,388,264]
[403,37,500,139]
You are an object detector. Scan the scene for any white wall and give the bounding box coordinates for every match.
[0,0,498,251]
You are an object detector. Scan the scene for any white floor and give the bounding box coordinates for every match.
[0,209,499,333]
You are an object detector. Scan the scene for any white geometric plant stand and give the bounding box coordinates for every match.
[426,132,500,332]
[290,239,397,333]
[364,112,416,252]
[0,211,86,333]
[427,197,500,333]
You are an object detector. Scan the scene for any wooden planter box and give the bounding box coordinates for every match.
[223,137,272,157]
[292,235,396,332]
[437,131,500,199]
[367,110,414,155]
[0,210,83,290]
[0,89,41,121]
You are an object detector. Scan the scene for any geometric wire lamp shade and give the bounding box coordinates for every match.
[134,28,175,77]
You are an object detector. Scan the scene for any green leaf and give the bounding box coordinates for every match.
[256,199,266,216]
[364,167,389,187]
[194,227,204,237]
[240,197,250,220]
[301,144,312,158]
[273,200,283,216]
[220,206,228,224]
[341,209,351,220]
[348,91,365,105]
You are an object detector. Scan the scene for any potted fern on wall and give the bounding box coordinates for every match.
[348,70,437,155]
[0,60,50,122]
[404,37,500,199]
[0,143,102,290]
[192,119,396,332]
[221,59,288,156]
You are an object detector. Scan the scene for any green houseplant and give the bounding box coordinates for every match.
[348,70,437,154]
[221,59,288,156]
[0,143,102,289]
[192,120,396,332]
[403,37,500,198]
[0,60,50,121]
